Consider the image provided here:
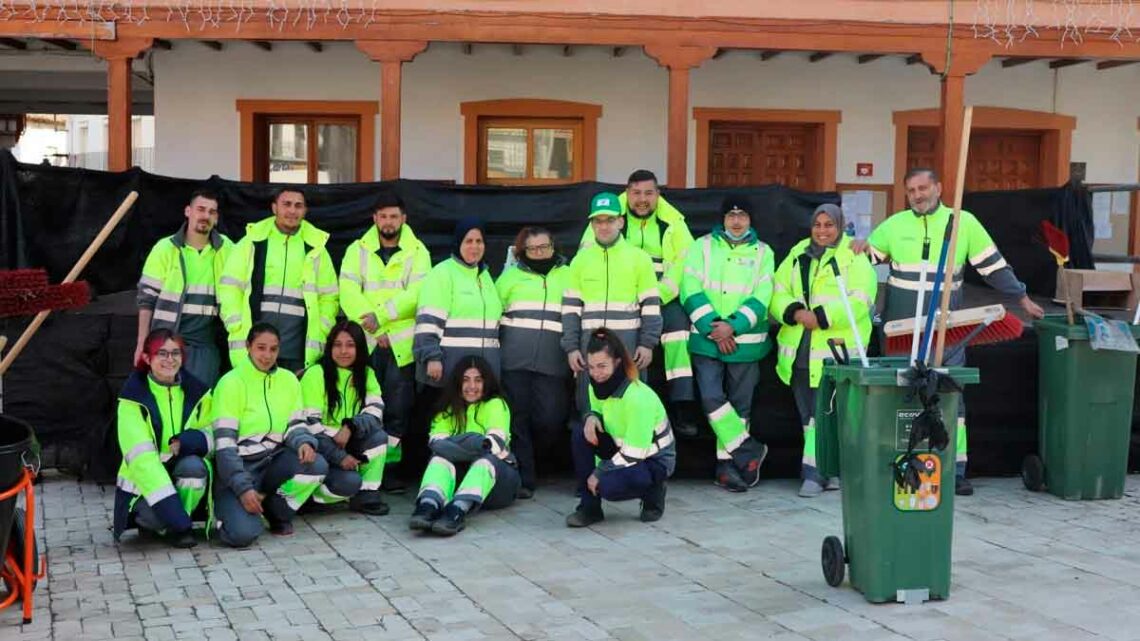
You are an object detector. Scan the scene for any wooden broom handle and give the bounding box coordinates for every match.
[0,191,138,377]
[933,107,973,367]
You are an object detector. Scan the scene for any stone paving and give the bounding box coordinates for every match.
[5,473,1140,641]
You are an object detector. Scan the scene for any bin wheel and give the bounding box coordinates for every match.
[1022,454,1045,492]
[821,535,845,587]
[7,508,39,591]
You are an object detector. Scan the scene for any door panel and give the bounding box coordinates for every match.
[708,122,818,189]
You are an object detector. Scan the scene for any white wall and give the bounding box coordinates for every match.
[151,43,1139,189]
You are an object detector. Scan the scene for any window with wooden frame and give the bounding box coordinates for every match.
[237,100,377,183]
[461,99,601,186]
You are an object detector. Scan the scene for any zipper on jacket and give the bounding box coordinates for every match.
[281,235,289,315]
[263,373,274,446]
[534,274,548,365]
[166,387,178,440]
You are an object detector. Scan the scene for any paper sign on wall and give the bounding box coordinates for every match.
[1092,193,1112,240]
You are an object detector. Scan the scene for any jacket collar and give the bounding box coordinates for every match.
[360,223,422,253]
[171,222,225,251]
[246,216,329,249]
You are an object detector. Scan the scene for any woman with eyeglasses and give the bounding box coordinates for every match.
[494,226,573,499]
[113,328,213,548]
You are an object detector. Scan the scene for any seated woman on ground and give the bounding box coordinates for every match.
[211,323,328,547]
[300,320,391,515]
[408,356,521,536]
[566,328,675,528]
[113,328,213,548]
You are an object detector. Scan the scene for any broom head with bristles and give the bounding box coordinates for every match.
[0,269,91,317]
[1041,220,1070,267]
[883,304,1023,355]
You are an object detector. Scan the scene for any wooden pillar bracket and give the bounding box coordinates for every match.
[642,44,718,70]
[919,48,992,77]
[84,36,153,60]
[355,39,428,62]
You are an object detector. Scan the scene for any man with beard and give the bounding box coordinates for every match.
[580,170,700,437]
[339,192,431,486]
[852,168,1044,496]
[136,189,234,386]
[219,187,339,374]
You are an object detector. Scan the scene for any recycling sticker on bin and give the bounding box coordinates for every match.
[893,409,942,511]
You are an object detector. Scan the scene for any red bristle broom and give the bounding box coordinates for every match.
[0,191,138,379]
[1041,220,1075,325]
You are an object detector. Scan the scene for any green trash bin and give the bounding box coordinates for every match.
[814,359,841,480]
[1025,315,1139,500]
[819,357,978,604]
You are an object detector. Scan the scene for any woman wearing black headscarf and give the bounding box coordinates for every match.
[413,216,503,388]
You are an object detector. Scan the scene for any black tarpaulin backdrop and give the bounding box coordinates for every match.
[2,150,1131,483]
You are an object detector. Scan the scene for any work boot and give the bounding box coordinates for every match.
[640,481,667,522]
[799,478,825,498]
[565,505,604,528]
[431,504,467,536]
[408,501,442,531]
[731,438,769,487]
[349,491,390,516]
[382,476,408,495]
[714,460,748,493]
[516,487,535,500]
[671,402,701,438]
[167,530,197,549]
[826,477,841,491]
[955,475,974,496]
[268,520,294,537]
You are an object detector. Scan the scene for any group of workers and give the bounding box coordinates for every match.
[115,167,1044,548]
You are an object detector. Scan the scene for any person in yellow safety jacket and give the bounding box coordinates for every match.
[113,329,213,548]
[853,168,1045,496]
[680,196,774,493]
[218,187,339,373]
[581,170,700,436]
[414,216,503,387]
[772,204,878,498]
[300,321,391,515]
[135,189,234,387]
[565,329,675,528]
[408,356,520,536]
[339,192,431,472]
[563,192,663,419]
[495,226,574,499]
[211,323,328,548]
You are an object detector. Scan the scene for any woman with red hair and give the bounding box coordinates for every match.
[113,328,214,548]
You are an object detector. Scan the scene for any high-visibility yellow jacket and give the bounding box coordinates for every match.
[495,258,572,378]
[137,224,233,341]
[413,257,503,385]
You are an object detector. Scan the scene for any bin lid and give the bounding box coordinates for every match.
[1035,314,1140,340]
[825,357,979,387]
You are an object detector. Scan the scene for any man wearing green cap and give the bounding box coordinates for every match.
[581,170,699,436]
[562,192,663,413]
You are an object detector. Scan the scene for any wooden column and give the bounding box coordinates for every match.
[921,49,991,197]
[356,40,428,180]
[86,38,153,172]
[644,44,717,188]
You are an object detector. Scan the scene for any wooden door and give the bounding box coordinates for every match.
[906,127,1043,191]
[708,122,819,189]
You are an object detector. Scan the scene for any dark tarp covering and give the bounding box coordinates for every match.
[1,150,1133,482]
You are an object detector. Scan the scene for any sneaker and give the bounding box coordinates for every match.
[268,520,294,537]
[348,491,390,516]
[714,461,748,493]
[825,477,841,491]
[516,487,535,500]
[168,530,197,549]
[431,504,467,536]
[565,505,604,528]
[639,482,666,522]
[798,478,825,498]
[955,476,974,496]
[408,501,441,531]
[732,439,769,487]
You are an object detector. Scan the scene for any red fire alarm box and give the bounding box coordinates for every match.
[856,162,873,177]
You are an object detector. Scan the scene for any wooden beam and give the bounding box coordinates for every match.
[251,40,272,52]
[857,53,883,64]
[712,48,726,59]
[611,46,624,57]
[40,38,77,51]
[1049,58,1086,69]
[1097,59,1138,70]
[153,38,172,50]
[512,44,523,56]
[562,44,573,56]
[808,51,832,62]
[906,54,922,65]
[1001,57,1039,68]
[462,42,473,55]
[200,40,223,51]
[0,38,27,50]
[759,50,781,60]
[305,41,323,52]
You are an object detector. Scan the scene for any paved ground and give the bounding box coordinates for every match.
[5,473,1140,641]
